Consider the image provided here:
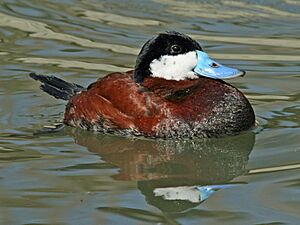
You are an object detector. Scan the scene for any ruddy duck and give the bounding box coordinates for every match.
[30,31,255,138]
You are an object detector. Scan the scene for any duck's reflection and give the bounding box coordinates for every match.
[70,130,255,211]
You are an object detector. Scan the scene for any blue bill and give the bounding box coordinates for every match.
[194,50,245,79]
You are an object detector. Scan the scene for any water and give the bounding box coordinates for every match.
[0,0,299,224]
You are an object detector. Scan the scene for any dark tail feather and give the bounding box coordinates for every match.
[29,73,85,100]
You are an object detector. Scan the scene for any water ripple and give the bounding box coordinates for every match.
[77,10,162,26]
[157,0,300,19]
[16,57,131,72]
[0,12,139,54]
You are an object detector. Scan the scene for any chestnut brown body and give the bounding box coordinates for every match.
[64,71,255,138]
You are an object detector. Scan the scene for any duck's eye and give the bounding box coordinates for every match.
[170,44,182,54]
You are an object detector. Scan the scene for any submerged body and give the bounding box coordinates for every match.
[63,71,254,138]
[30,31,255,138]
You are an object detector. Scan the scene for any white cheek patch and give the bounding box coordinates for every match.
[149,51,198,81]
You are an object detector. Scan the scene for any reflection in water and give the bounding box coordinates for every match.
[154,183,238,203]
[70,129,255,212]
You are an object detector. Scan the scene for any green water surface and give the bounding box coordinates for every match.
[0,0,299,224]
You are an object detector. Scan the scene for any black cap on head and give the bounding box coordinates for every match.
[134,31,202,83]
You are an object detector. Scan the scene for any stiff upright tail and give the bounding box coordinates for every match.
[30,73,85,100]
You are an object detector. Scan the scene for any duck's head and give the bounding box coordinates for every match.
[134,31,245,83]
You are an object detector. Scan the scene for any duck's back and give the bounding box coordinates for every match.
[64,71,255,138]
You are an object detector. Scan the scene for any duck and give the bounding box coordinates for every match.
[30,31,255,138]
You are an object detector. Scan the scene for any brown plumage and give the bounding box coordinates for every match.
[63,71,254,138]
